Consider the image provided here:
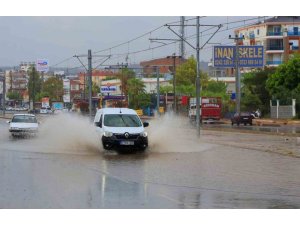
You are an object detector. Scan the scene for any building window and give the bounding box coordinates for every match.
[71,85,79,91]
[257,29,260,35]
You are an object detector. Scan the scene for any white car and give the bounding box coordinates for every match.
[94,108,149,151]
[8,114,39,137]
[40,106,52,114]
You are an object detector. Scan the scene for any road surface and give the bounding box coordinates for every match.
[0,114,300,208]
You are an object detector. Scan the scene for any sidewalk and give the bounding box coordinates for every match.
[254,118,300,126]
[221,118,300,126]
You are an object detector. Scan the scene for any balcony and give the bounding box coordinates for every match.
[267,45,284,51]
[288,31,300,36]
[266,61,282,65]
[267,31,283,36]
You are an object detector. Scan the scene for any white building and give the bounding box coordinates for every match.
[101,78,171,95]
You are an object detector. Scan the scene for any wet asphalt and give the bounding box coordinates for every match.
[0,115,300,209]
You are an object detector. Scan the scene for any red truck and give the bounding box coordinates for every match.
[188,97,222,122]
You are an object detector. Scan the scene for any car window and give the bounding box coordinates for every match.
[12,115,37,123]
[241,112,250,116]
[104,114,142,127]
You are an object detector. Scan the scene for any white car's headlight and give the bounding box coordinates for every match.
[140,132,148,137]
[103,131,113,137]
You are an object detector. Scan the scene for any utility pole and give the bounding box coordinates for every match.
[74,52,110,120]
[229,34,244,114]
[118,62,128,106]
[1,74,5,116]
[32,69,35,112]
[172,53,177,113]
[88,49,92,120]
[156,66,160,117]
[180,16,185,59]
[196,16,201,137]
[152,18,222,138]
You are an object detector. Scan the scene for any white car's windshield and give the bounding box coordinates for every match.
[12,115,37,123]
[104,114,142,127]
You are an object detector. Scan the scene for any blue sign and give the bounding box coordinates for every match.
[103,95,125,100]
[52,102,63,110]
[214,46,264,68]
[101,86,117,93]
[231,93,236,100]
[36,59,49,72]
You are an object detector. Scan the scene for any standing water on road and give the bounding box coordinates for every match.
[0,113,101,155]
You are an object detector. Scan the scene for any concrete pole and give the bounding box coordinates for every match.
[292,99,296,117]
[172,53,176,113]
[88,49,92,120]
[196,16,201,137]
[2,75,5,116]
[235,36,240,114]
[156,66,160,117]
[276,99,279,119]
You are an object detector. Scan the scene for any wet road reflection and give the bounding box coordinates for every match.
[2,144,300,208]
[1,117,300,208]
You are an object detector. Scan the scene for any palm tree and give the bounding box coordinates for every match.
[127,78,150,109]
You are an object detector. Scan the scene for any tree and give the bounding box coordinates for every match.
[119,68,135,98]
[7,91,22,101]
[127,78,150,109]
[266,54,300,118]
[175,56,209,95]
[159,85,173,94]
[175,56,209,88]
[205,80,227,93]
[42,77,63,102]
[27,66,41,102]
[267,54,300,97]
[92,82,100,96]
[241,67,275,114]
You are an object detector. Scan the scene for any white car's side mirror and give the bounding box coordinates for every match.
[6,121,10,124]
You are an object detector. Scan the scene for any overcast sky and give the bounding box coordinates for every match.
[0,16,264,69]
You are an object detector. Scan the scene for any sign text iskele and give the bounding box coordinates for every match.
[214,46,264,67]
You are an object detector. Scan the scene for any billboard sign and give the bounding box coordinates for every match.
[101,86,117,93]
[36,59,49,72]
[42,97,50,108]
[214,46,264,67]
[52,102,64,110]
[63,79,70,103]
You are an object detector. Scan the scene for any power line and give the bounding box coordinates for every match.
[52,17,268,68]
[51,56,74,67]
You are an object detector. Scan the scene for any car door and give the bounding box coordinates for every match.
[95,113,104,135]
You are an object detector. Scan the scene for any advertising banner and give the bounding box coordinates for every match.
[101,86,117,93]
[214,46,264,68]
[36,59,49,72]
[42,97,50,107]
[63,79,71,103]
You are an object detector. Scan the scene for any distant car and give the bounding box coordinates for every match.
[231,112,253,126]
[40,106,52,114]
[8,114,39,137]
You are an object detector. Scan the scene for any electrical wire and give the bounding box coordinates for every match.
[52,16,269,70]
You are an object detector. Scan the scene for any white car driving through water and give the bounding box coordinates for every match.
[94,108,149,151]
[8,114,39,137]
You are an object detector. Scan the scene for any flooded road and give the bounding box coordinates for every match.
[0,114,300,208]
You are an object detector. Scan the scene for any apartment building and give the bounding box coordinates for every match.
[235,16,300,67]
